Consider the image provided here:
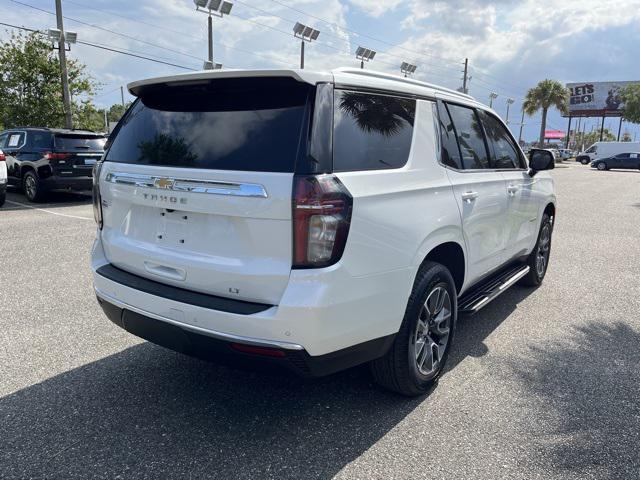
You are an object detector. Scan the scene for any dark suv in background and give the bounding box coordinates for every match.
[0,128,106,202]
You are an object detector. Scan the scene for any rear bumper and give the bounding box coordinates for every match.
[91,234,411,364]
[41,175,92,191]
[96,291,395,377]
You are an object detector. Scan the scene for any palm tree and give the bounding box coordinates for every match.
[339,92,415,137]
[523,79,569,147]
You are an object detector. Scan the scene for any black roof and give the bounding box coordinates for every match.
[1,127,106,136]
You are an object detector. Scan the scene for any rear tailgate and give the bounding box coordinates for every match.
[53,134,105,177]
[99,76,313,305]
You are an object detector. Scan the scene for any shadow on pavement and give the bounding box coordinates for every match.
[4,187,92,209]
[510,321,640,479]
[0,286,537,479]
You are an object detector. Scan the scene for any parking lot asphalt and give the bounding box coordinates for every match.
[1,164,639,480]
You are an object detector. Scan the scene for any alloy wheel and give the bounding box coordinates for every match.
[536,223,551,277]
[25,175,37,200]
[412,284,452,377]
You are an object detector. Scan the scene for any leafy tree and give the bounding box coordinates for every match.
[74,101,106,132]
[0,31,97,129]
[107,102,131,123]
[523,79,569,147]
[619,84,640,124]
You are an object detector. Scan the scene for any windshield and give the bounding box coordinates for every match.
[55,135,105,151]
[105,77,311,172]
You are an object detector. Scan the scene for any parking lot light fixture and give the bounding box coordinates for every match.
[400,62,417,77]
[489,92,498,108]
[293,22,320,69]
[203,61,223,70]
[193,0,233,68]
[506,98,515,124]
[356,46,376,69]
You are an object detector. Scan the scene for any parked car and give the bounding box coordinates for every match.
[0,128,106,202]
[577,141,640,164]
[0,149,7,207]
[91,68,556,396]
[591,152,640,170]
[557,148,573,160]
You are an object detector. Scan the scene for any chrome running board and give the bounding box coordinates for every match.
[458,264,530,314]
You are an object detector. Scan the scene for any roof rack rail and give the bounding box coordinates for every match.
[333,68,475,101]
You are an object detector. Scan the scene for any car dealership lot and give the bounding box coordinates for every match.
[1,165,639,480]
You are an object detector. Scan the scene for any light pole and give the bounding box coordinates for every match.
[505,98,514,124]
[194,0,233,69]
[293,22,320,69]
[400,62,417,78]
[356,46,376,69]
[518,106,525,144]
[489,92,498,109]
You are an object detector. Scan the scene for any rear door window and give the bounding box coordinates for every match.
[438,102,463,169]
[478,110,525,169]
[446,104,490,169]
[333,90,416,172]
[7,132,25,149]
[105,77,311,172]
[55,135,105,151]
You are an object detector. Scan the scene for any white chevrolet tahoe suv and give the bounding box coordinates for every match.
[91,68,556,396]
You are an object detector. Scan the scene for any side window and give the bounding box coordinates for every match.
[478,110,524,169]
[6,132,25,149]
[438,103,463,169]
[333,90,416,172]
[446,103,490,169]
[0,133,7,149]
[29,132,53,150]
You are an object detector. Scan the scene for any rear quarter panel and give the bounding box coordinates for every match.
[335,100,463,330]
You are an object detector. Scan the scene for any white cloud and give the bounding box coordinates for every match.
[348,0,404,17]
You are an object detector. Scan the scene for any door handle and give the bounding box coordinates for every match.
[461,191,479,202]
[507,184,519,195]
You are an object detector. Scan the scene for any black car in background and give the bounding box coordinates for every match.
[0,128,106,202]
[591,152,640,171]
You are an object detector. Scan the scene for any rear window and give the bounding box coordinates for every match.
[333,90,416,172]
[55,135,105,151]
[105,77,311,172]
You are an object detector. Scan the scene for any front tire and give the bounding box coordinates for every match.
[371,261,457,396]
[520,213,552,287]
[579,157,590,165]
[596,162,607,171]
[23,171,45,202]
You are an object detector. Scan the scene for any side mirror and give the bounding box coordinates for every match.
[528,149,555,176]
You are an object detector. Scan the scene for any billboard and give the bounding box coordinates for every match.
[566,81,639,117]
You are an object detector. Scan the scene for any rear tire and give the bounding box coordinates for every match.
[23,171,45,202]
[0,191,5,207]
[520,213,552,287]
[371,261,457,397]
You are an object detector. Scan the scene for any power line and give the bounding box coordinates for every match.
[0,21,198,70]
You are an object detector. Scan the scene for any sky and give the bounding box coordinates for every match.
[1,0,640,143]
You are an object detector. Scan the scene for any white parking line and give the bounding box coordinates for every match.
[5,200,93,221]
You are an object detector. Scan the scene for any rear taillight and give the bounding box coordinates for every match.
[0,151,5,162]
[292,175,352,268]
[45,152,71,160]
[92,161,103,229]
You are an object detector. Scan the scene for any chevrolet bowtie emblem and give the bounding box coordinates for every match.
[154,177,174,189]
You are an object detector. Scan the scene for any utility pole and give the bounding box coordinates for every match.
[565,116,572,149]
[599,113,606,141]
[55,0,73,129]
[103,109,108,132]
[208,14,213,65]
[120,86,125,107]
[462,58,469,94]
[300,40,304,69]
